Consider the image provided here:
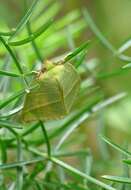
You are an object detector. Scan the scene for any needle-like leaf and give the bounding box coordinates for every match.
[28,148,117,190]
[64,41,90,63]
[0,157,45,170]
[102,175,131,184]
[9,0,40,41]
[100,135,131,157]
[9,19,53,46]
[0,70,20,77]
[0,36,23,74]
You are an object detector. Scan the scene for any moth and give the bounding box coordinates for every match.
[21,61,80,122]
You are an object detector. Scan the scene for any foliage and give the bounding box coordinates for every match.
[0,1,131,190]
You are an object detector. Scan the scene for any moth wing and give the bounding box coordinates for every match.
[57,63,80,111]
[21,77,66,122]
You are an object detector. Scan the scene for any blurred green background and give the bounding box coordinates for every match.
[0,0,131,184]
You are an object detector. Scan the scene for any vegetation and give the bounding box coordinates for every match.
[0,0,131,189]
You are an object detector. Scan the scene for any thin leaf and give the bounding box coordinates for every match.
[118,39,131,54]
[75,51,87,68]
[32,0,57,21]
[0,36,23,74]
[0,84,38,109]
[66,25,87,68]
[39,121,51,157]
[16,137,23,190]
[0,139,7,163]
[34,180,43,190]
[63,41,90,63]
[0,157,44,170]
[0,105,23,119]
[0,30,14,36]
[9,0,40,41]
[28,148,117,190]
[83,9,116,54]
[118,54,131,62]
[83,9,131,62]
[84,149,93,176]
[55,112,91,151]
[96,65,131,79]
[92,92,126,112]
[42,181,71,190]
[0,120,22,129]
[51,157,116,190]
[121,144,130,190]
[0,70,20,77]
[100,135,131,157]
[22,122,40,137]
[0,123,18,137]
[54,150,89,158]
[122,63,131,69]
[102,175,131,184]
[123,159,131,165]
[0,89,25,109]
[26,21,43,62]
[9,20,53,46]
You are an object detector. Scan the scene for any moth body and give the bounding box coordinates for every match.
[21,62,80,122]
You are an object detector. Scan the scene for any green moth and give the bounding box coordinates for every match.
[21,61,80,122]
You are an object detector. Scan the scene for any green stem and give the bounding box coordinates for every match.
[16,137,23,190]
[26,21,43,63]
[39,120,51,157]
[0,36,29,88]
[0,36,23,74]
[28,147,117,190]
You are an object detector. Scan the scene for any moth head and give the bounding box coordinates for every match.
[36,60,54,79]
[37,60,64,81]
[44,60,55,71]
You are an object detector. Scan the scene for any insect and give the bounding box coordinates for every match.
[21,60,80,122]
